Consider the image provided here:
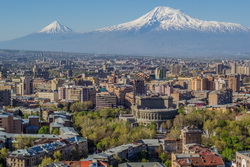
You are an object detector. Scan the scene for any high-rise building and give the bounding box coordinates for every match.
[133,79,146,96]
[216,63,224,74]
[231,62,236,74]
[0,112,22,133]
[96,92,117,109]
[189,77,208,91]
[37,91,58,102]
[0,90,11,106]
[113,85,133,105]
[214,78,227,90]
[226,75,240,92]
[16,77,33,96]
[208,89,232,105]
[155,66,167,80]
[58,85,96,104]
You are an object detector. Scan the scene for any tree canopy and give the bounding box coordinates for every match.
[74,109,156,150]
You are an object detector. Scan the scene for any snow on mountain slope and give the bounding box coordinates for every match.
[99,6,249,33]
[39,21,74,34]
[0,6,250,56]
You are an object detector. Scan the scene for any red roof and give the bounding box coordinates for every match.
[176,155,224,166]
[62,160,108,167]
[81,161,92,167]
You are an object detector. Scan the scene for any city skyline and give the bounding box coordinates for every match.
[0,0,250,41]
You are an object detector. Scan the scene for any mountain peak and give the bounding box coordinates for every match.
[152,6,183,15]
[39,21,74,34]
[98,6,249,33]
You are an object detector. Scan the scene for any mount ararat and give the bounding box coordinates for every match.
[1,7,250,56]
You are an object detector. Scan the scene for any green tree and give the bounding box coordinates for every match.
[13,135,36,149]
[38,126,50,134]
[0,148,9,159]
[73,110,156,150]
[178,106,185,115]
[52,128,60,135]
[70,101,92,112]
[141,158,149,162]
[159,152,167,162]
[39,157,54,167]
[53,151,62,161]
[164,160,171,167]
[0,148,9,166]
[222,147,234,161]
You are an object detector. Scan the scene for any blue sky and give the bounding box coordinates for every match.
[0,0,249,41]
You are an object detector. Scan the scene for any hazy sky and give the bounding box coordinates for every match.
[0,0,249,41]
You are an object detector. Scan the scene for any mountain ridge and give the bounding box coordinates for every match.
[98,6,249,33]
[0,6,249,56]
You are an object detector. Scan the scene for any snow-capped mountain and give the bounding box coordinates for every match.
[0,7,249,56]
[39,21,74,34]
[99,6,249,33]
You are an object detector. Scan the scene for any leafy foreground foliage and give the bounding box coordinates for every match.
[74,109,156,150]
[167,109,250,161]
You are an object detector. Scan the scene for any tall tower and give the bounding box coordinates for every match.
[133,79,146,96]
[155,66,167,80]
[18,77,33,96]
[226,75,240,92]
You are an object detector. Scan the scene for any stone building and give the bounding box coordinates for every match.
[131,95,178,125]
[236,151,250,167]
[208,89,232,105]
[0,111,22,133]
[96,92,117,109]
[7,137,88,167]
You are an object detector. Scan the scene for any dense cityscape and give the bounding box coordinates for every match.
[0,50,248,167]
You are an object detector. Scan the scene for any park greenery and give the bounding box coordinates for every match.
[12,135,36,150]
[165,108,250,161]
[74,108,156,151]
[70,101,93,112]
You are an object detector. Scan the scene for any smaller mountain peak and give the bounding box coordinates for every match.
[39,21,74,34]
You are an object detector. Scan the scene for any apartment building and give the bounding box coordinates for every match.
[7,136,88,167]
[96,92,117,109]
